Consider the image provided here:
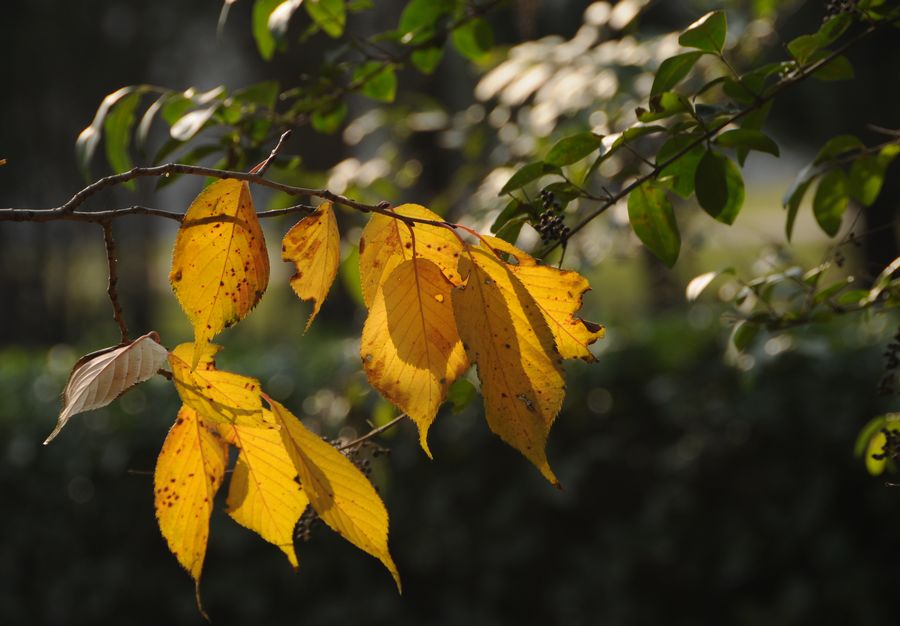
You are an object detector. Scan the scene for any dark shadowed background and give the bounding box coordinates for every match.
[2,1,900,624]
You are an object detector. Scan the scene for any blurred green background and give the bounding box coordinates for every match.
[2,1,900,624]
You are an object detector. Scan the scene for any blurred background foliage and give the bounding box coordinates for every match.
[2,0,900,624]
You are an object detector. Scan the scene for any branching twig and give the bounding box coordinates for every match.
[100,220,129,344]
[338,414,409,451]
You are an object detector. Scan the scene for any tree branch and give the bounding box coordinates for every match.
[338,414,409,451]
[100,220,129,344]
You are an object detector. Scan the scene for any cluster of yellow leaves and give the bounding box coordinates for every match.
[157,181,397,605]
[48,177,602,609]
[356,204,604,485]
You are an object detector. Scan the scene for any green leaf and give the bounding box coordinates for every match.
[787,34,824,65]
[306,0,347,38]
[452,18,493,62]
[813,169,849,236]
[268,0,305,42]
[103,91,141,187]
[75,86,136,179]
[448,378,477,414]
[354,62,397,102]
[815,134,863,164]
[715,129,780,159]
[542,182,582,206]
[161,93,194,126]
[398,0,452,45]
[731,320,759,351]
[640,92,692,122]
[411,47,443,74]
[252,0,283,60]
[855,415,887,458]
[656,134,704,198]
[136,93,168,150]
[627,182,680,267]
[694,151,744,224]
[311,102,348,134]
[491,199,526,234]
[651,52,704,97]
[170,105,219,142]
[784,177,812,242]
[849,153,892,206]
[678,11,726,53]
[232,81,280,109]
[499,162,561,195]
[545,132,603,167]
[818,13,853,45]
[810,52,854,82]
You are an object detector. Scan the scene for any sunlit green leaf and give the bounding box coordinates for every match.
[311,102,348,134]
[306,0,347,38]
[545,133,603,167]
[411,47,443,74]
[499,162,561,195]
[103,91,141,186]
[452,18,493,61]
[651,51,705,97]
[678,11,726,53]
[627,181,680,267]
[252,0,283,60]
[354,62,397,102]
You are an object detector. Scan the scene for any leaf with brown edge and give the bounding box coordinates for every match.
[360,258,469,456]
[45,331,168,444]
[358,203,463,308]
[154,405,228,604]
[267,397,401,590]
[282,201,341,331]
[169,342,266,427]
[170,178,269,367]
[481,236,605,362]
[451,245,565,486]
[219,410,309,568]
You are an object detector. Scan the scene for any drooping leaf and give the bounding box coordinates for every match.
[627,181,681,267]
[282,201,341,331]
[169,343,266,427]
[650,51,705,97]
[480,236,605,361]
[849,146,898,206]
[678,11,726,53]
[154,405,228,590]
[221,410,309,567]
[360,258,468,456]
[252,0,283,59]
[694,150,744,225]
[451,245,565,485]
[783,163,819,241]
[305,0,346,37]
[358,204,463,308]
[499,162,562,195]
[268,398,401,588]
[103,91,141,185]
[170,178,269,366]
[268,0,305,43]
[170,104,220,142]
[813,169,849,236]
[76,86,136,178]
[45,332,168,444]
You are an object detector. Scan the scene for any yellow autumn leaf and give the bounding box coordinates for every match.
[154,405,228,595]
[169,342,265,427]
[282,201,341,331]
[221,410,310,568]
[358,204,463,308]
[268,398,401,590]
[170,178,269,367]
[360,258,468,456]
[481,236,605,361]
[451,245,565,486]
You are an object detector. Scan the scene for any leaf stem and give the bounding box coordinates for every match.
[338,414,409,451]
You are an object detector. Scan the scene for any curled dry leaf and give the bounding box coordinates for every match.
[45,331,168,444]
[170,178,269,367]
[282,201,341,331]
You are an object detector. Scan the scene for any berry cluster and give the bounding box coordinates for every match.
[878,325,900,395]
[824,0,858,19]
[535,190,570,244]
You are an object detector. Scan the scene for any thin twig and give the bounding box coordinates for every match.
[252,129,292,176]
[338,414,408,451]
[100,220,129,344]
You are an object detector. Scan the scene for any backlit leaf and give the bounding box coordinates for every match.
[627,181,680,267]
[45,331,168,444]
[480,236,604,361]
[813,169,848,236]
[103,91,141,185]
[650,51,704,97]
[170,178,269,367]
[678,11,726,53]
[358,204,463,308]
[360,258,469,455]
[451,245,565,485]
[306,0,346,38]
[154,405,228,590]
[222,410,309,567]
[282,201,341,331]
[169,343,266,427]
[268,399,400,588]
[545,132,603,167]
[354,62,397,103]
